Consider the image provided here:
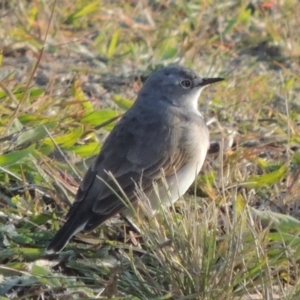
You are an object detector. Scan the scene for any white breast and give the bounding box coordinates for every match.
[146,123,209,212]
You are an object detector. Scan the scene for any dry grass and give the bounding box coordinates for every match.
[1,0,300,299]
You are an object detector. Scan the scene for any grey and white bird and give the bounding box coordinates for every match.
[46,65,223,253]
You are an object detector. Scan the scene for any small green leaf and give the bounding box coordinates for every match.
[108,29,120,58]
[28,87,45,100]
[81,110,118,126]
[39,139,55,155]
[162,47,178,60]
[284,77,295,90]
[30,214,53,225]
[66,0,100,24]
[251,208,300,235]
[0,145,36,167]
[113,94,133,110]
[244,164,287,188]
[54,127,83,148]
[72,78,94,114]
[16,122,57,146]
[223,19,237,35]
[20,248,45,260]
[68,142,101,157]
[31,264,51,276]
[237,7,251,23]
[18,114,57,125]
[235,194,247,230]
[292,151,300,165]
[256,158,268,168]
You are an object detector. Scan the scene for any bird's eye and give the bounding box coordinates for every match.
[180,80,192,89]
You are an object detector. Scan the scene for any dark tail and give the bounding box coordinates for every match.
[46,217,87,254]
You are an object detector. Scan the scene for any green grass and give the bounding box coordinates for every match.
[1,0,300,299]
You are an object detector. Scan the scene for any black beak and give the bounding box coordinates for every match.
[196,77,224,87]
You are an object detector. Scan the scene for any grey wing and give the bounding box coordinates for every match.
[66,110,187,232]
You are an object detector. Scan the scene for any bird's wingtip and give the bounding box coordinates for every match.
[45,220,88,254]
[45,248,55,255]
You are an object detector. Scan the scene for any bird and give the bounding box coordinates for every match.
[46,65,223,253]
